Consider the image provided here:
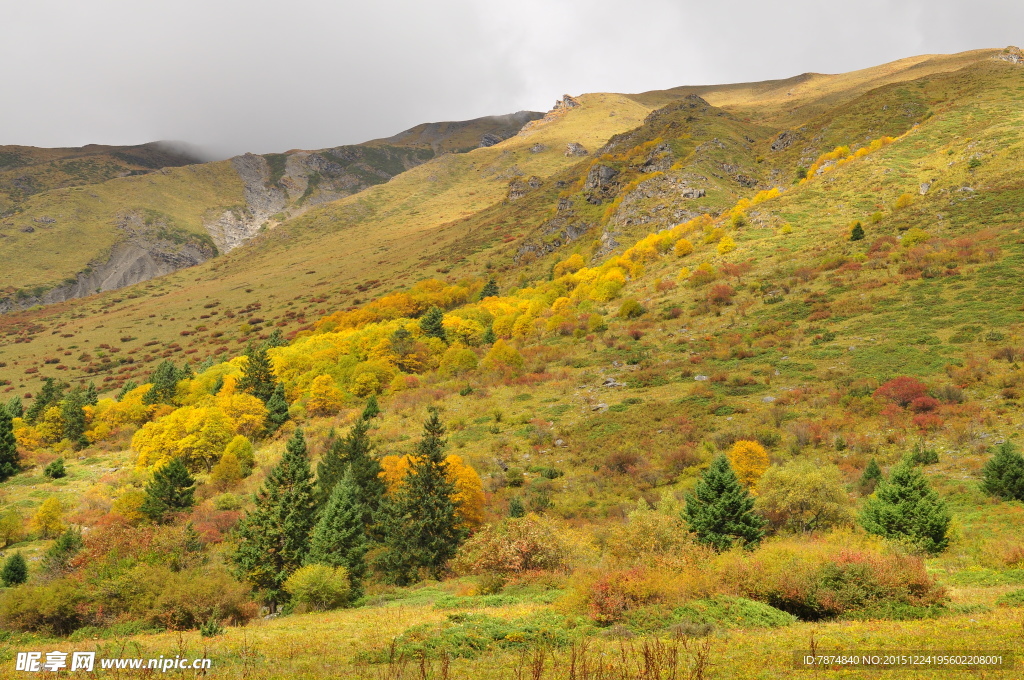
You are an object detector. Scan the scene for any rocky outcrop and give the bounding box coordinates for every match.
[507,176,542,201]
[565,142,589,157]
[553,95,581,110]
[771,131,796,152]
[204,154,287,253]
[480,133,504,147]
[0,211,216,313]
[995,46,1023,64]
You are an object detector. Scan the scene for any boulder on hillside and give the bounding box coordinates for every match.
[565,142,589,157]
[995,46,1023,64]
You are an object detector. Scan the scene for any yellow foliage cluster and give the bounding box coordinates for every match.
[380,453,486,528]
[727,440,769,489]
[314,278,473,333]
[801,137,895,183]
[132,378,265,471]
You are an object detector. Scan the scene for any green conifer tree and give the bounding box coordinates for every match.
[265,328,288,348]
[508,496,526,518]
[60,390,89,450]
[419,306,447,342]
[482,325,496,344]
[1,552,27,586]
[26,378,65,423]
[850,221,865,241]
[0,409,19,482]
[143,361,181,405]
[980,441,1024,502]
[361,395,380,421]
[861,458,882,485]
[316,417,385,518]
[307,466,368,599]
[5,396,23,419]
[41,527,83,575]
[44,458,66,479]
[374,409,467,584]
[683,455,766,551]
[480,278,499,299]
[84,382,99,406]
[265,382,290,433]
[861,458,951,554]
[231,429,318,607]
[238,342,276,403]
[140,458,196,523]
[117,381,138,401]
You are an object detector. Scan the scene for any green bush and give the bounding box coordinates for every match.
[618,298,646,319]
[44,458,66,479]
[283,564,352,611]
[361,611,570,661]
[0,578,85,635]
[996,588,1024,607]
[148,568,253,630]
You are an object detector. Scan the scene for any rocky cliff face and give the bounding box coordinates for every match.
[0,210,217,313]
[204,154,288,253]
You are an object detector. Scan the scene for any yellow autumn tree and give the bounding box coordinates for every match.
[31,497,64,538]
[438,344,478,377]
[307,375,344,416]
[673,238,694,257]
[553,253,586,278]
[379,453,485,528]
[210,448,243,490]
[215,378,269,437]
[481,339,525,377]
[717,234,737,255]
[132,406,234,471]
[728,440,770,488]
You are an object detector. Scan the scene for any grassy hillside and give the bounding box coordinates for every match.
[0,142,203,214]
[2,47,1024,678]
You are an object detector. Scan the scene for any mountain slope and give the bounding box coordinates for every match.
[0,111,545,312]
[0,48,1017,402]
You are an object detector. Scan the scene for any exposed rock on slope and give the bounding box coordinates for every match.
[0,210,216,313]
[204,154,287,253]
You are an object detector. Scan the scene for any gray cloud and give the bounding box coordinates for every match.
[2,0,1021,158]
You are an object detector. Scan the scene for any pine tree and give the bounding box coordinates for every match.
[44,458,66,479]
[265,382,290,433]
[231,429,318,607]
[862,458,882,484]
[238,342,276,403]
[508,496,526,518]
[143,361,181,405]
[84,382,99,406]
[980,441,1024,502]
[116,381,138,401]
[850,221,865,241]
[41,527,83,575]
[60,390,89,450]
[265,328,288,348]
[140,458,196,523]
[483,325,496,345]
[5,396,23,418]
[1,552,27,586]
[420,306,447,343]
[307,466,368,599]
[361,395,380,421]
[0,409,19,482]
[374,409,467,584]
[26,378,65,423]
[683,455,766,551]
[480,278,499,299]
[316,417,385,517]
[861,458,951,554]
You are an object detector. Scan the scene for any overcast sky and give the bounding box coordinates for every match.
[3,0,1021,159]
